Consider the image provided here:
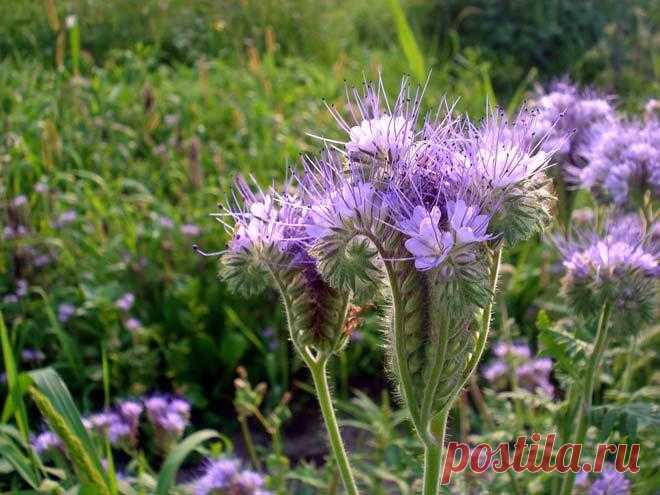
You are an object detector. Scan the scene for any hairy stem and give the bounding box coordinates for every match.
[419,317,450,442]
[422,409,449,495]
[621,336,637,394]
[309,359,360,495]
[559,302,612,495]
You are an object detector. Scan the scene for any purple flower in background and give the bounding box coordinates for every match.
[125,318,142,331]
[15,279,28,298]
[195,458,241,494]
[35,181,49,194]
[482,341,554,397]
[531,81,614,174]
[144,395,191,450]
[493,341,532,360]
[558,215,658,328]
[180,223,201,236]
[589,466,631,495]
[11,195,28,208]
[32,430,63,455]
[578,118,659,208]
[116,292,135,311]
[194,458,271,495]
[57,303,76,323]
[21,348,46,365]
[54,210,78,228]
[157,215,175,229]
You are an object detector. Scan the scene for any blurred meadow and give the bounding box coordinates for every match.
[1,0,659,493]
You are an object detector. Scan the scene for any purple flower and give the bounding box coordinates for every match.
[482,341,554,397]
[57,303,76,323]
[578,118,659,208]
[157,215,175,230]
[15,279,28,298]
[180,223,201,236]
[531,81,614,174]
[32,430,63,454]
[403,206,454,270]
[558,216,658,328]
[589,466,631,495]
[194,458,271,495]
[21,348,46,365]
[54,210,77,228]
[346,115,414,163]
[116,292,135,311]
[35,181,49,194]
[125,318,142,331]
[144,395,191,449]
[11,195,28,208]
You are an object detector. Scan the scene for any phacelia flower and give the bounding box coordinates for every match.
[125,317,142,331]
[144,395,191,451]
[57,303,76,323]
[573,464,631,495]
[578,118,659,209]
[181,223,201,236]
[558,215,658,331]
[31,430,63,455]
[21,348,46,365]
[115,292,135,311]
[531,81,614,174]
[54,210,77,228]
[194,458,272,495]
[482,341,555,397]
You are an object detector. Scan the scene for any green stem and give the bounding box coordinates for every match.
[238,416,262,471]
[621,336,637,394]
[419,317,449,438]
[422,409,449,495]
[309,359,360,495]
[559,302,612,495]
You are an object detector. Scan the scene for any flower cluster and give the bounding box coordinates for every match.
[31,395,188,455]
[217,80,556,301]
[558,215,658,331]
[144,394,191,450]
[574,464,631,495]
[194,458,272,495]
[482,341,554,397]
[531,81,614,175]
[577,117,659,208]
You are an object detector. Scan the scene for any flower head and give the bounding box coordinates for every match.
[57,303,76,323]
[194,458,271,495]
[558,215,658,331]
[578,117,659,209]
[531,81,614,173]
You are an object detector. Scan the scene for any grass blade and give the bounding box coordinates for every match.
[29,368,111,494]
[0,311,30,442]
[155,429,220,495]
[386,0,426,83]
[0,435,40,488]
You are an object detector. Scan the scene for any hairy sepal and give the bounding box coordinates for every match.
[311,232,384,304]
[490,177,555,246]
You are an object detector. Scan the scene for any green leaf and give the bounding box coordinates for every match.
[385,0,426,83]
[29,368,111,494]
[155,430,220,495]
[0,436,40,488]
[0,311,31,443]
